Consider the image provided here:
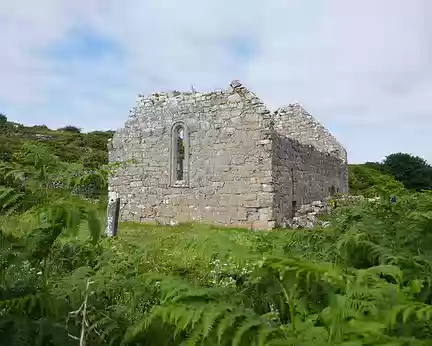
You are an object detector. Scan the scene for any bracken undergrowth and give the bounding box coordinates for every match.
[1,144,432,345]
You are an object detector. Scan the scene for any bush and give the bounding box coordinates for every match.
[0,114,7,126]
[82,151,108,169]
[57,125,81,133]
[29,124,50,132]
[383,153,432,191]
[349,164,404,197]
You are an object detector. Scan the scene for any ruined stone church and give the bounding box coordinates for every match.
[108,80,348,229]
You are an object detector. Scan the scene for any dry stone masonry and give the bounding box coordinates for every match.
[108,80,348,230]
[290,196,382,230]
[290,199,331,229]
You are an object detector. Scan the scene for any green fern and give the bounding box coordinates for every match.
[0,186,24,215]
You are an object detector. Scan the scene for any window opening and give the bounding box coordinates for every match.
[290,168,295,195]
[175,127,185,181]
[170,122,189,186]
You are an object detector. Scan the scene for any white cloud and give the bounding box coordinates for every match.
[0,0,431,163]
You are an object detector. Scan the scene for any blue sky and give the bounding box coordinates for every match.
[0,0,431,164]
[46,26,123,62]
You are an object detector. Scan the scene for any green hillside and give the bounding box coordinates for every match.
[0,115,114,168]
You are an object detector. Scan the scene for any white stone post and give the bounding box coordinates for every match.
[106,191,120,237]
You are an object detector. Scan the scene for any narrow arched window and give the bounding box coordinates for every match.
[175,127,184,180]
[170,122,189,186]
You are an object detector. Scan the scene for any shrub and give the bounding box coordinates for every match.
[349,164,404,197]
[383,153,432,191]
[57,125,81,134]
[29,125,50,131]
[0,114,7,126]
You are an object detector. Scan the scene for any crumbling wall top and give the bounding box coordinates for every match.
[133,79,259,104]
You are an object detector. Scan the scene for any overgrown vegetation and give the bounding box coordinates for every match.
[1,140,432,345]
[348,164,404,197]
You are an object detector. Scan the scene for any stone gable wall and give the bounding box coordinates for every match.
[108,81,276,229]
[274,103,347,162]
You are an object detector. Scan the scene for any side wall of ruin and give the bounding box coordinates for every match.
[272,104,349,227]
[272,135,349,227]
[108,82,276,229]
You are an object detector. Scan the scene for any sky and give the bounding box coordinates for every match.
[0,0,431,164]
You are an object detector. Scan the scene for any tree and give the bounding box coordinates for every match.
[30,124,50,131]
[58,125,81,133]
[0,114,8,130]
[383,152,432,191]
[0,113,7,125]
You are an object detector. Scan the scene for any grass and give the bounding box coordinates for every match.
[109,221,331,287]
[116,222,265,280]
[118,221,285,258]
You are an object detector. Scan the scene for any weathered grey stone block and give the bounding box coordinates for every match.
[108,80,348,230]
